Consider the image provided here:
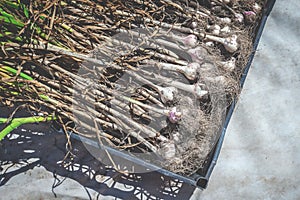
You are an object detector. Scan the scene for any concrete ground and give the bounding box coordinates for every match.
[1,1,300,199]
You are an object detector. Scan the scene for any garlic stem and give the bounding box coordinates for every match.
[121,96,182,123]
[136,88,164,108]
[117,28,179,59]
[142,60,199,81]
[126,70,178,103]
[172,82,207,99]
[141,70,208,99]
[212,0,244,23]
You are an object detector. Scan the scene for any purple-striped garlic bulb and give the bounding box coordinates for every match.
[244,11,257,23]
[168,107,182,123]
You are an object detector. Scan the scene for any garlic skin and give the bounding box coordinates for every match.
[182,62,199,80]
[172,131,182,143]
[224,35,238,53]
[213,75,228,85]
[244,11,256,16]
[193,83,208,98]
[152,61,199,81]
[159,78,208,99]
[222,0,230,4]
[205,75,228,86]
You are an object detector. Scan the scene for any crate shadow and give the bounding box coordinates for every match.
[0,123,197,200]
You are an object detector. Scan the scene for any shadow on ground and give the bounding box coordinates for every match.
[0,120,197,200]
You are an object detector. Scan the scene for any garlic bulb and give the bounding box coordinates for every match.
[191,21,198,29]
[187,46,208,63]
[205,34,238,53]
[207,24,221,35]
[235,13,244,23]
[160,141,176,160]
[157,86,178,104]
[182,34,198,47]
[216,17,232,24]
[220,26,231,34]
[243,11,257,23]
[217,57,236,71]
[168,107,182,123]
[205,41,215,47]
[253,3,262,13]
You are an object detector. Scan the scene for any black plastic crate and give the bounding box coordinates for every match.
[0,0,276,190]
